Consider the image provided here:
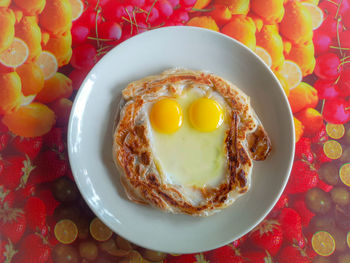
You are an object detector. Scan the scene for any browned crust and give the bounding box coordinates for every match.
[113,69,271,216]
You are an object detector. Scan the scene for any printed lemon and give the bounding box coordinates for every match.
[301,2,323,30]
[0,38,29,68]
[255,46,272,67]
[90,217,113,242]
[69,0,84,21]
[340,163,350,187]
[311,231,335,257]
[278,60,302,89]
[326,123,345,139]
[273,71,290,96]
[35,51,58,80]
[54,219,78,244]
[323,140,342,160]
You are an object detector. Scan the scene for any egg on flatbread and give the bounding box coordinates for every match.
[113,68,271,217]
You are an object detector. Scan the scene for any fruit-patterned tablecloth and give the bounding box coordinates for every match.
[0,0,349,262]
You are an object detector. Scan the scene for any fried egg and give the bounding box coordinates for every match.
[113,68,271,216]
[148,88,228,189]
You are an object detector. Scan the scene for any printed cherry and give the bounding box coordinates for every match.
[314,79,339,99]
[70,44,97,70]
[319,0,350,16]
[338,69,350,97]
[71,23,90,45]
[318,16,343,38]
[313,30,332,55]
[98,21,122,42]
[156,0,173,17]
[322,98,350,124]
[314,53,342,80]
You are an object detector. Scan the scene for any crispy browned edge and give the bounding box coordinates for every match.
[113,70,272,215]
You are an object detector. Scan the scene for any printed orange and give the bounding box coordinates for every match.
[251,0,285,24]
[39,0,72,36]
[2,102,56,137]
[15,16,42,61]
[187,16,219,31]
[0,9,15,53]
[16,62,45,96]
[0,72,22,114]
[36,72,73,103]
[221,15,256,50]
[13,0,45,16]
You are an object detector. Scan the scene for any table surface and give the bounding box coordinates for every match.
[0,0,349,262]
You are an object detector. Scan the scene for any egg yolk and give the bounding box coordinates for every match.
[189,98,224,132]
[150,99,183,134]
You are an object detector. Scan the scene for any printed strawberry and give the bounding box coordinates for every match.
[12,136,43,159]
[46,217,59,246]
[228,234,248,249]
[242,250,274,263]
[279,208,304,247]
[278,245,310,263]
[36,189,60,216]
[29,150,68,184]
[318,179,333,192]
[249,219,283,256]
[0,158,4,176]
[43,127,64,152]
[272,194,289,212]
[13,233,50,263]
[295,137,314,163]
[0,122,10,152]
[0,155,35,190]
[166,253,209,263]
[205,245,243,263]
[0,186,14,207]
[0,133,10,152]
[24,196,47,231]
[0,206,26,243]
[14,183,36,205]
[310,125,328,145]
[291,196,315,227]
[313,144,332,168]
[0,238,17,263]
[286,160,318,194]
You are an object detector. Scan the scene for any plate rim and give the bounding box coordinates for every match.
[68,26,295,254]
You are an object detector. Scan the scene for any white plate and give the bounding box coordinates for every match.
[68,26,295,254]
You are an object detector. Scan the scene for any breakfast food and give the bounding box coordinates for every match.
[113,68,271,216]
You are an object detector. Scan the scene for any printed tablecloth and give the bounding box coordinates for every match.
[0,0,350,262]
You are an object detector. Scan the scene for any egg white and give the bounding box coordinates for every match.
[146,87,229,189]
